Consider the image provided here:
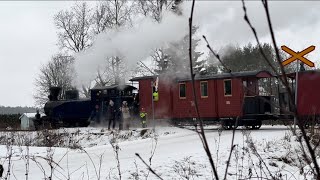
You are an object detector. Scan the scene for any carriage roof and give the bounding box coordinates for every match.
[91,84,137,91]
[130,70,273,82]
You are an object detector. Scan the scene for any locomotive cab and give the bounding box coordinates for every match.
[90,84,138,122]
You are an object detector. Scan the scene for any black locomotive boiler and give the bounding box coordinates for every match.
[37,84,137,129]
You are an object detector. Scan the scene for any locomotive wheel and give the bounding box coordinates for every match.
[252,121,262,129]
[228,124,238,130]
[222,124,228,130]
[252,124,262,130]
[245,120,262,130]
[222,123,230,130]
[221,121,238,130]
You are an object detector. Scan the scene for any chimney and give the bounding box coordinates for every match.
[65,90,79,100]
[48,87,61,101]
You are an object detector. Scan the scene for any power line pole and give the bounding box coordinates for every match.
[151,81,155,131]
[294,59,299,132]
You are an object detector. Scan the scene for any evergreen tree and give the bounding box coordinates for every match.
[156,26,204,75]
[217,43,295,74]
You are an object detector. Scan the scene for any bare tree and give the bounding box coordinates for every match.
[53,2,94,97]
[92,0,133,34]
[92,57,127,87]
[136,0,169,75]
[34,54,75,106]
[136,0,184,75]
[54,2,93,53]
[136,0,170,23]
[136,0,182,22]
[91,0,135,85]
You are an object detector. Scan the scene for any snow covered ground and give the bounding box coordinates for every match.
[0,125,316,179]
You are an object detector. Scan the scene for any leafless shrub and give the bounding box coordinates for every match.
[135,153,163,180]
[106,167,119,180]
[172,156,203,180]
[214,128,222,168]
[144,131,159,179]
[283,131,292,142]
[242,130,276,179]
[34,129,64,147]
[47,147,56,179]
[18,145,30,180]
[3,132,14,180]
[129,160,140,180]
[82,149,104,180]
[110,132,122,180]
[28,150,65,180]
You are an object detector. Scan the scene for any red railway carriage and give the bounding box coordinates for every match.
[282,70,320,119]
[131,70,275,129]
[130,70,320,129]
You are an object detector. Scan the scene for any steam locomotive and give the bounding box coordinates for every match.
[37,84,138,129]
[37,69,320,130]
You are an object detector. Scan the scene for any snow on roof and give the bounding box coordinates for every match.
[200,67,206,72]
[19,112,45,119]
[177,70,273,82]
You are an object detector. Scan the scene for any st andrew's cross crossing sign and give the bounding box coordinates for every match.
[281,45,315,67]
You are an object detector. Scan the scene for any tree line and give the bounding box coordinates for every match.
[0,106,37,115]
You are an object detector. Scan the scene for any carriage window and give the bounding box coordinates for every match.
[243,80,247,87]
[179,83,186,98]
[200,81,208,98]
[224,79,232,96]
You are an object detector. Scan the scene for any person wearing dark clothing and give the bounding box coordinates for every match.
[89,105,100,126]
[34,110,41,130]
[107,100,116,130]
[35,110,41,119]
[133,93,140,118]
[300,62,306,71]
[0,164,3,177]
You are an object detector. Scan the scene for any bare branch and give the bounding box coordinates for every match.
[188,0,219,179]
[135,153,163,180]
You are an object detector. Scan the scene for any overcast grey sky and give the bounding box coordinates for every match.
[1,1,320,107]
[0,1,73,107]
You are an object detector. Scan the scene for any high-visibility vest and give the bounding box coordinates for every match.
[140,112,146,118]
[153,91,159,101]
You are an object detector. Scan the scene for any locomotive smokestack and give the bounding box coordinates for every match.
[65,90,79,100]
[49,87,61,101]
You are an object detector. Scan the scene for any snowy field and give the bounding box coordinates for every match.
[0,125,316,180]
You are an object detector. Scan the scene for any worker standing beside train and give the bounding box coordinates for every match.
[107,100,116,130]
[34,110,41,130]
[140,108,147,128]
[120,101,130,130]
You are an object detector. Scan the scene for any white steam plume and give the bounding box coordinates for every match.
[74,4,190,87]
[74,1,320,87]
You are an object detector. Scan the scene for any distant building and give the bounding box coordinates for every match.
[19,113,44,130]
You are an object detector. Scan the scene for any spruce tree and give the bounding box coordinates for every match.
[156,26,204,75]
